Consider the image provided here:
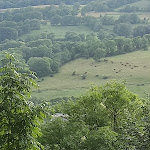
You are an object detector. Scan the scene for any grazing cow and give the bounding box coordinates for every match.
[72,71,76,76]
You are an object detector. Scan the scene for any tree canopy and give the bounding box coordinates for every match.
[0,53,45,149]
[39,80,148,150]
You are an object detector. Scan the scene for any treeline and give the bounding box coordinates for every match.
[0,7,42,42]
[0,0,93,9]
[81,0,140,14]
[119,5,141,12]
[0,19,41,41]
[0,5,147,42]
[0,3,150,41]
[0,31,150,77]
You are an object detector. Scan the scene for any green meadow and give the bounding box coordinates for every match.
[129,0,150,9]
[32,48,150,100]
[21,23,94,40]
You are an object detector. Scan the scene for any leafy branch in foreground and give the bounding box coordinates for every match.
[0,53,45,150]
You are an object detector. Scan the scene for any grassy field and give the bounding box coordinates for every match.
[129,0,150,10]
[32,48,150,100]
[85,11,150,21]
[85,11,121,19]
[21,23,94,40]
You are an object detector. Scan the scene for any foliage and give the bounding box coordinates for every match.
[40,80,146,149]
[113,23,133,37]
[0,53,45,149]
[93,48,106,61]
[27,57,53,77]
[0,27,18,41]
[81,0,140,13]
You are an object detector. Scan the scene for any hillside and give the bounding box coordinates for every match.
[32,48,150,100]
[0,0,150,101]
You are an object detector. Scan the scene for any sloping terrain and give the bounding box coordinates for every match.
[32,48,150,100]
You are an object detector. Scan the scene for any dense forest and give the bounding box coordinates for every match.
[0,0,150,149]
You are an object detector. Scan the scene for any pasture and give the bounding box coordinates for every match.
[21,23,93,40]
[129,0,150,10]
[32,48,150,100]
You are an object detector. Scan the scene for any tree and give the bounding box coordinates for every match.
[142,36,149,50]
[26,39,52,48]
[140,97,150,150]
[40,80,144,149]
[104,39,117,56]
[31,45,52,58]
[72,2,80,15]
[86,36,103,57]
[93,48,106,61]
[93,21,102,32]
[61,49,71,64]
[51,15,61,25]
[101,15,115,25]
[27,57,53,77]
[133,36,143,49]
[117,14,140,24]
[2,40,23,50]
[47,33,55,41]
[30,19,41,30]
[97,29,108,40]
[22,20,31,34]
[0,53,45,149]
[114,37,126,54]
[143,34,150,43]
[65,32,81,42]
[133,26,146,37]
[113,23,133,37]
[0,27,18,42]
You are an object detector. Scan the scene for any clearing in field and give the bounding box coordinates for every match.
[32,48,150,100]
